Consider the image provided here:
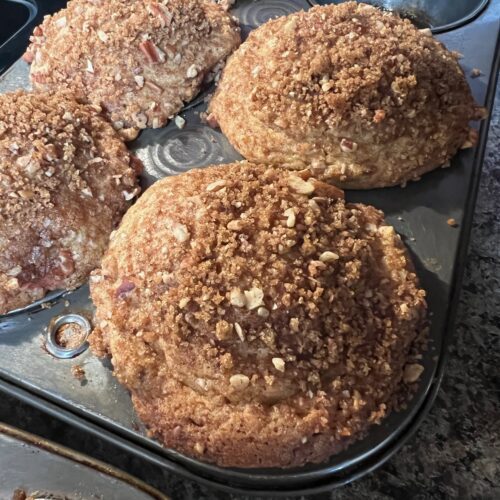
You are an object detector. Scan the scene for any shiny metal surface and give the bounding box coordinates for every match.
[309,0,490,32]
[0,422,168,499]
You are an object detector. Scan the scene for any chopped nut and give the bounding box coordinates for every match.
[5,277,19,290]
[194,442,205,454]
[244,287,264,310]
[301,436,308,444]
[290,317,299,332]
[319,251,339,262]
[340,138,358,153]
[86,59,94,73]
[227,220,244,231]
[186,64,198,78]
[229,288,246,307]
[134,75,145,88]
[257,306,269,318]
[6,265,22,277]
[419,28,432,37]
[288,176,315,195]
[229,374,250,390]
[122,188,139,201]
[470,68,481,78]
[373,109,386,123]
[179,298,190,309]
[174,115,186,129]
[447,218,458,227]
[97,30,108,42]
[403,363,424,383]
[171,223,190,242]
[139,40,164,64]
[234,322,245,341]
[283,208,296,228]
[215,320,233,340]
[55,16,67,28]
[272,357,285,372]
[206,180,226,192]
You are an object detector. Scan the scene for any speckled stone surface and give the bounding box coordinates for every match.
[0,74,498,500]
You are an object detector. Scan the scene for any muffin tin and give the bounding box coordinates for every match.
[0,421,167,499]
[309,0,491,32]
[0,0,499,496]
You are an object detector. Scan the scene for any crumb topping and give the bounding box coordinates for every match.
[90,161,427,467]
[209,2,484,188]
[25,0,240,140]
[0,90,140,314]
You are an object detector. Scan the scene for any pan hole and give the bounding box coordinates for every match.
[46,314,91,359]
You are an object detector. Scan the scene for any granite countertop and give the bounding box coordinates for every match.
[0,54,499,500]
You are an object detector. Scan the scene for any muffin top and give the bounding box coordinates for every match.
[25,0,240,140]
[0,90,140,314]
[90,162,427,467]
[209,2,484,188]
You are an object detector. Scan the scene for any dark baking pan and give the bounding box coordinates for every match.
[0,0,499,496]
[0,0,66,74]
[309,0,491,32]
[0,421,168,499]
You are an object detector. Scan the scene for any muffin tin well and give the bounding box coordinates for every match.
[0,0,499,496]
[309,0,490,32]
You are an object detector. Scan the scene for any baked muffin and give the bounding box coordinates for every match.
[24,0,240,141]
[90,161,427,468]
[208,2,486,189]
[0,90,141,315]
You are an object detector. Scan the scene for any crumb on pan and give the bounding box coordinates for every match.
[90,161,428,468]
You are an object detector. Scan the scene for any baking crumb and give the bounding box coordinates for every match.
[470,68,481,78]
[174,115,186,129]
[447,218,458,227]
[71,364,86,381]
[397,216,403,221]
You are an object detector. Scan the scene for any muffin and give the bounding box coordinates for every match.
[208,2,486,189]
[24,0,240,141]
[0,90,141,315]
[90,161,427,468]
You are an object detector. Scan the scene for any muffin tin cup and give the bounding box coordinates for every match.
[308,0,490,33]
[0,0,499,496]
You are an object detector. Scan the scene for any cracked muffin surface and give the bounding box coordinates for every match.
[25,0,240,140]
[0,90,140,314]
[90,161,427,468]
[209,2,485,189]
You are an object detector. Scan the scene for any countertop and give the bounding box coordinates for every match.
[0,55,499,500]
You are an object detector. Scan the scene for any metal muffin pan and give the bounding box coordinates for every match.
[0,0,499,496]
[0,421,167,499]
[309,0,491,32]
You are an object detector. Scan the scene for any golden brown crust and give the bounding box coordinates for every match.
[0,90,140,314]
[90,161,427,468]
[25,0,240,140]
[209,2,483,188]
